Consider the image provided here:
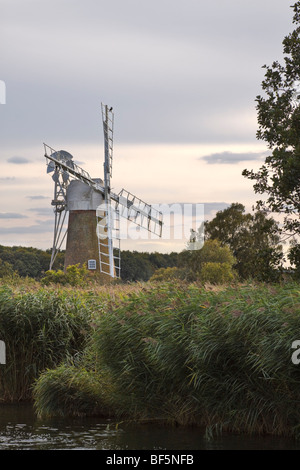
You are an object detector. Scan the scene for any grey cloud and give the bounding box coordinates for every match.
[0,219,54,234]
[0,177,16,181]
[0,212,27,219]
[28,207,54,216]
[27,195,49,200]
[0,0,292,147]
[200,151,268,165]
[203,203,230,215]
[7,156,30,164]
[158,202,230,217]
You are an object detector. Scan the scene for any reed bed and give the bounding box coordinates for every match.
[32,362,114,418]
[34,281,300,438]
[6,278,300,438]
[0,278,151,402]
[0,285,92,401]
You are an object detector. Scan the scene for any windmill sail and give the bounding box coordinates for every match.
[99,104,120,278]
[101,103,114,178]
[117,188,163,237]
[44,143,102,191]
[44,145,72,269]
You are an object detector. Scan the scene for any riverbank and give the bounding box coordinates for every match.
[2,279,300,439]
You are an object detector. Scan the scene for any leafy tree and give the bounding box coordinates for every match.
[150,267,182,282]
[200,262,236,285]
[41,264,89,286]
[204,203,252,247]
[0,259,15,278]
[287,241,300,278]
[204,203,283,281]
[242,2,300,242]
[179,239,236,282]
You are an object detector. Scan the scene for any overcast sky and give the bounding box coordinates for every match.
[0,0,295,253]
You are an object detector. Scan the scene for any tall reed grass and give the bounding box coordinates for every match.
[0,285,92,401]
[27,280,300,438]
[90,281,300,437]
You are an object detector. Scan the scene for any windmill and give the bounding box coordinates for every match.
[44,104,163,280]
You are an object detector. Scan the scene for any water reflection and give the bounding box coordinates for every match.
[0,404,300,450]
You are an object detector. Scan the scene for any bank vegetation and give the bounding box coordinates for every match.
[1,277,300,439]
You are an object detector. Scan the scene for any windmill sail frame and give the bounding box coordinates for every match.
[99,104,120,278]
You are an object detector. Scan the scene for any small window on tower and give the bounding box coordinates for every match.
[88,259,97,270]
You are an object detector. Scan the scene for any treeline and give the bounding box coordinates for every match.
[1,202,297,283]
[0,245,64,279]
[120,250,179,282]
[0,244,179,282]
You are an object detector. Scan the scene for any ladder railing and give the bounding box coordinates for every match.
[96,203,121,279]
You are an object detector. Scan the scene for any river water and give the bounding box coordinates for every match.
[0,404,300,450]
